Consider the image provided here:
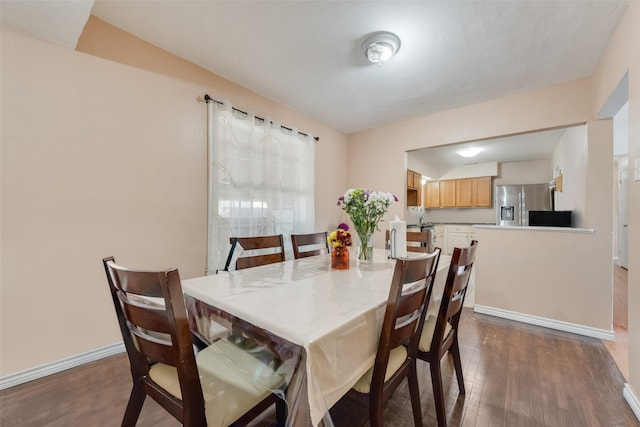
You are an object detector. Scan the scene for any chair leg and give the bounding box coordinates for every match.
[450,338,465,395]
[408,361,424,427]
[369,392,384,427]
[275,396,287,427]
[430,360,447,427]
[121,382,146,427]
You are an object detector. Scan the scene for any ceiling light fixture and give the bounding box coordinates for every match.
[456,147,482,158]
[362,31,401,65]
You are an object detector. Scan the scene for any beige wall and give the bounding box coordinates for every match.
[348,81,614,326]
[348,77,592,249]
[592,1,640,405]
[495,159,552,186]
[552,125,588,226]
[474,226,610,327]
[0,24,347,376]
[76,16,348,236]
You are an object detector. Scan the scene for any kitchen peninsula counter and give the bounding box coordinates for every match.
[474,224,594,234]
[471,224,613,342]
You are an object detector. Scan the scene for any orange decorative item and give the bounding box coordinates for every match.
[331,246,350,270]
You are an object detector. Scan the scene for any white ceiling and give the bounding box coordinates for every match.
[409,127,568,168]
[1,0,628,135]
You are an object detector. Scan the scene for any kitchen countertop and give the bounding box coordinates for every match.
[407,222,494,227]
[474,224,594,233]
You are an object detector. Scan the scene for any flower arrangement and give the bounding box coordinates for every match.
[337,188,398,262]
[327,223,353,247]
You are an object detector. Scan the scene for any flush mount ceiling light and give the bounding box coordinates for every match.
[456,147,482,158]
[362,31,401,65]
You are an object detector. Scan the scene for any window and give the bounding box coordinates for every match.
[207,101,315,273]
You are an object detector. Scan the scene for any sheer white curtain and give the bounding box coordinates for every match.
[207,101,315,273]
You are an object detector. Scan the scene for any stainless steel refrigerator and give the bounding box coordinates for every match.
[495,184,551,226]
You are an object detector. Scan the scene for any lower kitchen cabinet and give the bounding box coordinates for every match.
[433,224,446,252]
[445,224,477,255]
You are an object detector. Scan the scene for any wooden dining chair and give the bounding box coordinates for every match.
[291,232,329,259]
[223,234,285,271]
[348,249,441,427]
[417,240,478,427]
[385,229,431,253]
[103,257,286,427]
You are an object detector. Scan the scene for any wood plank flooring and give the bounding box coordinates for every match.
[604,265,629,379]
[1,309,637,427]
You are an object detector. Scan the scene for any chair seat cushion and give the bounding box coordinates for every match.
[351,345,407,394]
[418,315,452,352]
[149,338,284,426]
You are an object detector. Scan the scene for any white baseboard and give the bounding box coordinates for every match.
[0,342,125,391]
[624,383,640,422]
[473,305,616,341]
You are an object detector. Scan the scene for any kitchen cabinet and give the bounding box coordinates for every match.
[439,180,456,208]
[472,176,492,207]
[406,169,422,206]
[407,169,421,190]
[455,177,492,208]
[423,181,440,208]
[430,177,492,208]
[445,224,476,255]
[455,179,473,207]
[433,224,446,252]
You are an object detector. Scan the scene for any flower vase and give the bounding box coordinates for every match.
[331,246,350,270]
[356,232,374,263]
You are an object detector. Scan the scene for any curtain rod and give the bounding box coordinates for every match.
[204,94,319,142]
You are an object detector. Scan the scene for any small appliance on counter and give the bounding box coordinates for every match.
[420,222,436,253]
[529,210,572,227]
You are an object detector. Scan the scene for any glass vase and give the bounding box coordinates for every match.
[356,232,374,263]
[331,246,350,270]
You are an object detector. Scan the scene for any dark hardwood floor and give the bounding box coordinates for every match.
[1,309,637,427]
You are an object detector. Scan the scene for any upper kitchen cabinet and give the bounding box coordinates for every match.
[423,181,440,208]
[455,178,473,207]
[456,177,492,207]
[439,180,457,208]
[406,169,422,206]
[407,169,421,189]
[426,177,492,208]
[472,176,492,207]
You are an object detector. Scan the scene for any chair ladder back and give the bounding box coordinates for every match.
[443,265,472,323]
[434,241,478,346]
[374,250,440,379]
[118,294,178,366]
[406,231,431,253]
[228,235,286,270]
[291,232,329,259]
[415,242,477,427]
[103,258,203,402]
[385,230,432,253]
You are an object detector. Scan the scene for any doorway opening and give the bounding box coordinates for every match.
[599,76,629,378]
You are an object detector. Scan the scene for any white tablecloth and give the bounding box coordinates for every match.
[182,249,451,426]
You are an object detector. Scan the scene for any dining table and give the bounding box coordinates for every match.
[182,248,452,427]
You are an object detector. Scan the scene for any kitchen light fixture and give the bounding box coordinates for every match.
[456,147,482,158]
[362,31,401,65]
